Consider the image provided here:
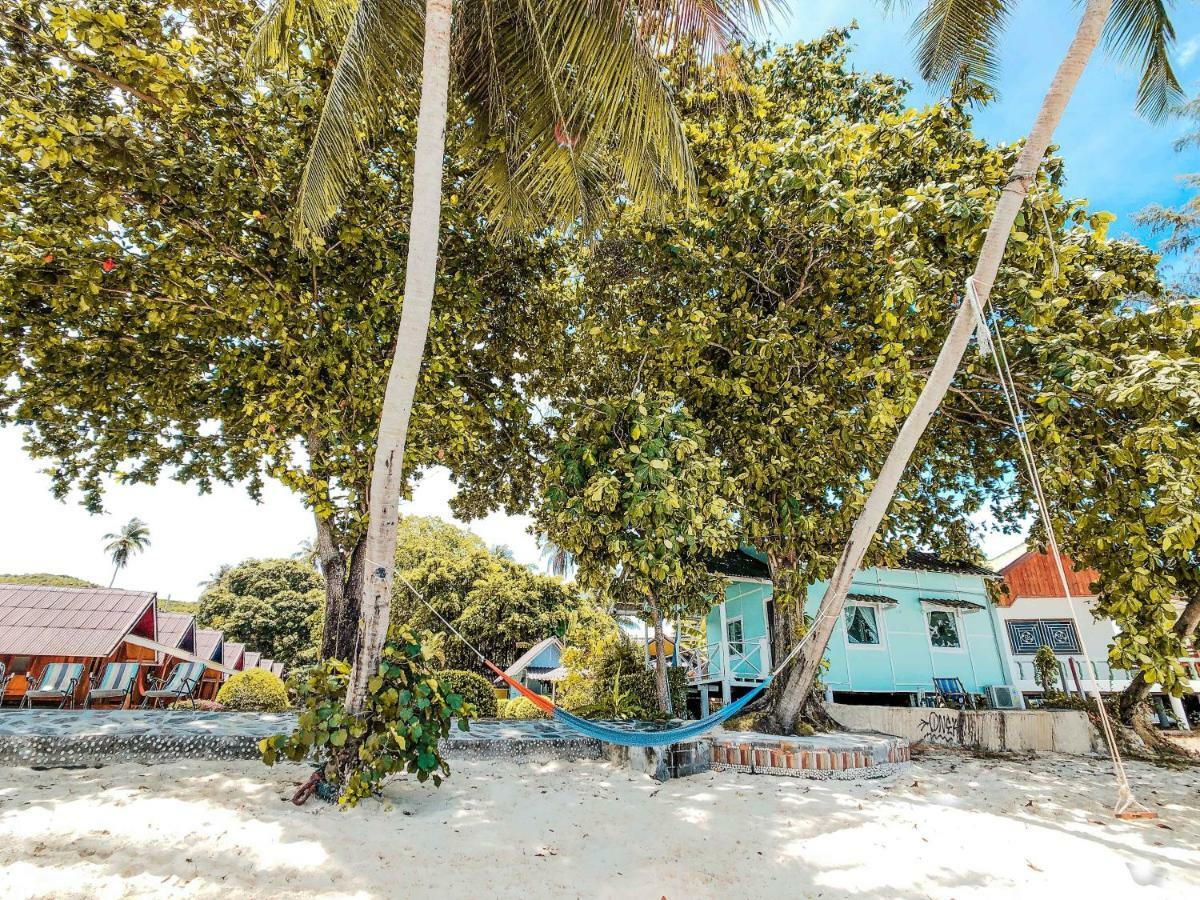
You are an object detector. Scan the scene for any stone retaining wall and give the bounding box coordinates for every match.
[710,731,909,780]
[826,702,1104,755]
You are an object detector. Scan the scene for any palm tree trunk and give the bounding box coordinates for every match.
[1119,593,1200,724]
[772,0,1114,729]
[345,0,454,713]
[109,566,118,589]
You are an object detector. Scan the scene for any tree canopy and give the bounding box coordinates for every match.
[196,558,325,666]
[0,573,97,587]
[536,34,1177,693]
[0,0,570,555]
[389,516,607,673]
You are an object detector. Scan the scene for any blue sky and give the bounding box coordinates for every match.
[777,1,1200,254]
[1,3,1196,599]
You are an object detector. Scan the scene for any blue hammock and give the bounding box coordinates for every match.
[551,677,773,747]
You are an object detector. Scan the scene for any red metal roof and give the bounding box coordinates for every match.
[196,628,223,661]
[0,584,156,658]
[222,641,246,670]
[156,612,195,649]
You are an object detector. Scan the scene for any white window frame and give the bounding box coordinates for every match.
[925,607,966,654]
[843,602,886,652]
[726,616,746,658]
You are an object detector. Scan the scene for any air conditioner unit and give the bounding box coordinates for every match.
[987,685,1024,710]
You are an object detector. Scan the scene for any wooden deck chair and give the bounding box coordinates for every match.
[140,661,206,708]
[932,676,975,709]
[85,662,141,708]
[20,662,85,709]
[0,661,14,707]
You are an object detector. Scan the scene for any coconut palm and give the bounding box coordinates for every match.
[102,518,151,588]
[772,0,1185,727]
[250,0,770,709]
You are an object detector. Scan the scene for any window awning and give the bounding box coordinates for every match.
[527,666,569,683]
[124,633,237,675]
[846,593,899,606]
[919,596,985,613]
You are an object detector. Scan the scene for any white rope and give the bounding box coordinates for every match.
[975,284,1150,818]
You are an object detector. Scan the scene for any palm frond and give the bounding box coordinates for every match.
[292,0,425,243]
[888,0,1014,92]
[1103,0,1184,122]
[246,0,356,70]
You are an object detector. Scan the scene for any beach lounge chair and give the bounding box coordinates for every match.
[932,676,976,709]
[19,662,85,709]
[85,661,141,708]
[140,661,207,708]
[0,661,13,707]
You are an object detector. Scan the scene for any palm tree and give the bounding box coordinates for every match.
[250,0,770,709]
[538,534,575,579]
[772,0,1185,727]
[102,518,151,588]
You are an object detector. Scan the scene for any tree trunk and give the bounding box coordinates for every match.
[316,515,368,663]
[345,0,454,712]
[772,0,1114,730]
[109,566,119,588]
[1119,593,1200,724]
[651,604,671,715]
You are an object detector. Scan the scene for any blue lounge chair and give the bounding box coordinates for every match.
[141,661,207,708]
[932,676,976,709]
[85,661,141,708]
[20,662,85,709]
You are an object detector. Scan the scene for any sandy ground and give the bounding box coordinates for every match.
[1,750,1197,899]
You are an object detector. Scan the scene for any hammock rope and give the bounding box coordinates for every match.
[969,277,1153,820]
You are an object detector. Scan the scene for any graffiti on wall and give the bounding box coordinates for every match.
[917,709,982,747]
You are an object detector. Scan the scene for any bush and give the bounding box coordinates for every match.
[1033,645,1060,696]
[502,696,549,719]
[434,669,498,717]
[169,698,225,711]
[561,633,687,719]
[217,668,290,711]
[261,628,474,806]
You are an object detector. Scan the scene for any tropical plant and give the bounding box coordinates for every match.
[261,629,472,806]
[500,696,549,720]
[769,0,1187,728]
[538,392,739,713]
[197,559,326,666]
[389,516,596,674]
[432,669,499,717]
[217,668,291,712]
[0,0,574,665]
[101,518,150,588]
[248,0,771,712]
[1032,645,1061,697]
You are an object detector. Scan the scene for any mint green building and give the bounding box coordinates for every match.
[685,549,1008,713]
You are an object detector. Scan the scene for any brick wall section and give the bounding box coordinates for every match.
[710,733,910,777]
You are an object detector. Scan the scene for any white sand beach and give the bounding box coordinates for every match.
[2,750,1197,899]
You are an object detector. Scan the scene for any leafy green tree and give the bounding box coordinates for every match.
[0,573,97,587]
[551,36,1165,727]
[538,392,739,712]
[250,0,770,711]
[197,558,325,666]
[0,0,571,661]
[779,0,1187,728]
[102,517,150,587]
[389,516,595,673]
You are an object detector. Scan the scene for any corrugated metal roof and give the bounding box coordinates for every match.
[222,641,245,669]
[903,551,997,578]
[196,628,223,660]
[258,657,274,671]
[703,548,771,580]
[243,651,261,668]
[269,661,285,677]
[502,636,563,679]
[0,584,156,657]
[156,612,195,648]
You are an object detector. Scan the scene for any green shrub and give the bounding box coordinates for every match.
[434,669,498,717]
[261,628,474,806]
[1033,645,1060,696]
[502,696,549,719]
[217,669,290,712]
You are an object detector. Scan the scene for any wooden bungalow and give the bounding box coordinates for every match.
[195,628,225,700]
[496,636,564,699]
[222,641,246,673]
[154,611,196,678]
[0,584,157,707]
[243,650,262,670]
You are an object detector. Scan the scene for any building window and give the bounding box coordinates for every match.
[1006,619,1082,655]
[927,610,962,649]
[845,605,880,645]
[726,618,744,656]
